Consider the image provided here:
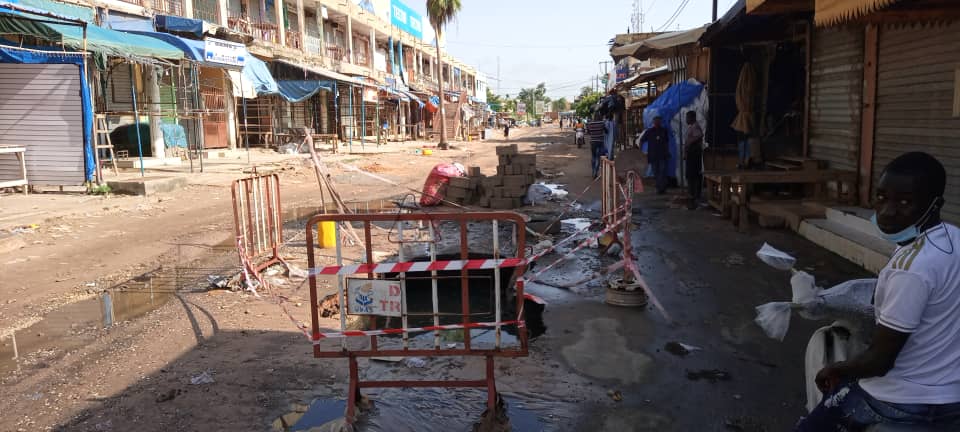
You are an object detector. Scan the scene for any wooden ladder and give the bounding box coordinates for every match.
[94,114,118,181]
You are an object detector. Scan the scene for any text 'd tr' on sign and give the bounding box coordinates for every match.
[346,279,403,317]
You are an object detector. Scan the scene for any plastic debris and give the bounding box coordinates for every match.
[207,275,229,289]
[756,243,797,271]
[190,371,215,385]
[287,264,309,279]
[403,357,427,368]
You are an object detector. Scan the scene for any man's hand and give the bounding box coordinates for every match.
[815,364,845,393]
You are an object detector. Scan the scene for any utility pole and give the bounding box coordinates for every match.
[497,56,501,94]
[712,0,718,21]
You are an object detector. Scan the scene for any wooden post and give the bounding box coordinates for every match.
[803,20,812,157]
[859,24,879,206]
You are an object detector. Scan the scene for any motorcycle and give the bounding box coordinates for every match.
[575,128,585,148]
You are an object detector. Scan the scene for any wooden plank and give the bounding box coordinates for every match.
[860,24,878,207]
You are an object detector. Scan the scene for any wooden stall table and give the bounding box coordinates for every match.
[728,169,857,232]
[704,171,732,217]
[0,146,27,194]
[311,133,339,153]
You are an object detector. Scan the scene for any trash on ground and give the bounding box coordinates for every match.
[664,341,702,357]
[287,264,309,279]
[686,369,732,382]
[524,183,569,205]
[756,243,797,271]
[607,389,623,402]
[190,371,215,385]
[371,356,404,363]
[560,218,592,233]
[403,357,427,368]
[207,275,229,289]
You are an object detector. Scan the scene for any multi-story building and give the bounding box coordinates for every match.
[0,0,485,186]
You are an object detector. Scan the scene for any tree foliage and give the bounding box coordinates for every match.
[573,91,602,119]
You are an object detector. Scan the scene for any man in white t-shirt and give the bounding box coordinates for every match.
[796,152,960,431]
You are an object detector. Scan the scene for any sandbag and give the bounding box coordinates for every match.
[419,163,465,206]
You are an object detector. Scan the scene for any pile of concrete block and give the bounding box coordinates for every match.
[445,144,537,210]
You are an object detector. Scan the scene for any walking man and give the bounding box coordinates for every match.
[586,115,606,178]
[503,121,510,140]
[795,152,960,431]
[641,116,670,194]
[684,111,704,209]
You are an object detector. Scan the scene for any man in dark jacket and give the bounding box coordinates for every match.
[642,116,670,194]
[586,115,607,178]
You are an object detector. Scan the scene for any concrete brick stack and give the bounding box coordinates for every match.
[443,145,537,209]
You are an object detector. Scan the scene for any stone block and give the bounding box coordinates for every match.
[468,166,482,177]
[496,144,518,156]
[502,175,528,189]
[107,176,187,196]
[446,186,469,199]
[490,197,520,209]
[448,176,471,189]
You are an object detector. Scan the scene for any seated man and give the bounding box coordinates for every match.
[795,152,960,431]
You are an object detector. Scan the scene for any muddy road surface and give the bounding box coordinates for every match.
[0,127,870,431]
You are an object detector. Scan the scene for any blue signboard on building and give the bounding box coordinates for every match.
[390,0,423,40]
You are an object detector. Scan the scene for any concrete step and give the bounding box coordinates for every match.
[798,218,895,274]
[825,206,880,237]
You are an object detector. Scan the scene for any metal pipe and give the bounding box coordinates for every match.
[130,63,145,176]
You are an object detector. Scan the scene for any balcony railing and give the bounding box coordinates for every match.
[326,46,347,63]
[304,35,322,57]
[284,30,302,50]
[228,14,279,44]
[193,0,220,24]
[152,0,182,16]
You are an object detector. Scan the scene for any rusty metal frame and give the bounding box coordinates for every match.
[305,211,529,424]
[231,173,284,274]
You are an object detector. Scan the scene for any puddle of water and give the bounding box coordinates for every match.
[0,287,173,375]
[291,395,547,432]
[0,262,231,376]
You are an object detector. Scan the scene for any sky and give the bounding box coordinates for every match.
[403,0,740,100]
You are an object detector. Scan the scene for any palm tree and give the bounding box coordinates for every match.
[426,0,461,150]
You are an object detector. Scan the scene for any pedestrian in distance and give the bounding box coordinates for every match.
[684,111,704,210]
[795,152,960,431]
[586,114,607,179]
[641,116,670,194]
[503,121,510,140]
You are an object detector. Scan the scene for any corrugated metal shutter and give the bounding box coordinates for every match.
[874,21,960,223]
[0,64,84,186]
[808,26,864,171]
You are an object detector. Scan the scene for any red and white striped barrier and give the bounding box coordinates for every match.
[309,257,526,276]
[310,319,525,342]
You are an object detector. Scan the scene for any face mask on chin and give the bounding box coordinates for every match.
[872,198,940,244]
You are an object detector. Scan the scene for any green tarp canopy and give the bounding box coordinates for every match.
[0,3,183,65]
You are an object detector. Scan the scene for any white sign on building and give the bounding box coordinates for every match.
[204,38,246,67]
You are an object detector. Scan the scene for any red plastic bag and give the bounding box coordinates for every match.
[420,163,465,206]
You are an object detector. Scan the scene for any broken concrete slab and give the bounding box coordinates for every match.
[107,176,187,196]
[115,157,182,169]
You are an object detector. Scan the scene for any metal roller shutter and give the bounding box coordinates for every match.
[0,63,84,186]
[808,26,864,171]
[873,22,960,223]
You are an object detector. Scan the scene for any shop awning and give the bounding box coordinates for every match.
[616,65,671,91]
[814,0,900,26]
[229,54,278,98]
[275,59,371,86]
[398,89,423,107]
[277,80,334,103]
[125,31,245,69]
[0,2,183,62]
[746,0,814,15]
[155,14,213,38]
[611,25,708,61]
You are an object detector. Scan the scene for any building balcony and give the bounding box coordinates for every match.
[304,35,322,57]
[192,0,220,24]
[228,14,278,44]
[152,0,182,16]
[285,30,302,50]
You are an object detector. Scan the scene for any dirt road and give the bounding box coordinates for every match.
[0,126,870,431]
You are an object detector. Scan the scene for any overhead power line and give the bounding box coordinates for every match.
[445,41,607,49]
[654,0,691,32]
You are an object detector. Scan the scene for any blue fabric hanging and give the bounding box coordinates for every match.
[277,80,334,103]
[643,80,705,180]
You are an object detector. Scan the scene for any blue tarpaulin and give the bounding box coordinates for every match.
[243,54,278,95]
[643,80,705,180]
[277,80,334,103]
[159,123,187,148]
[399,89,423,107]
[0,2,184,62]
[103,13,153,32]
[155,14,204,38]
[0,42,94,182]
[125,30,245,69]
